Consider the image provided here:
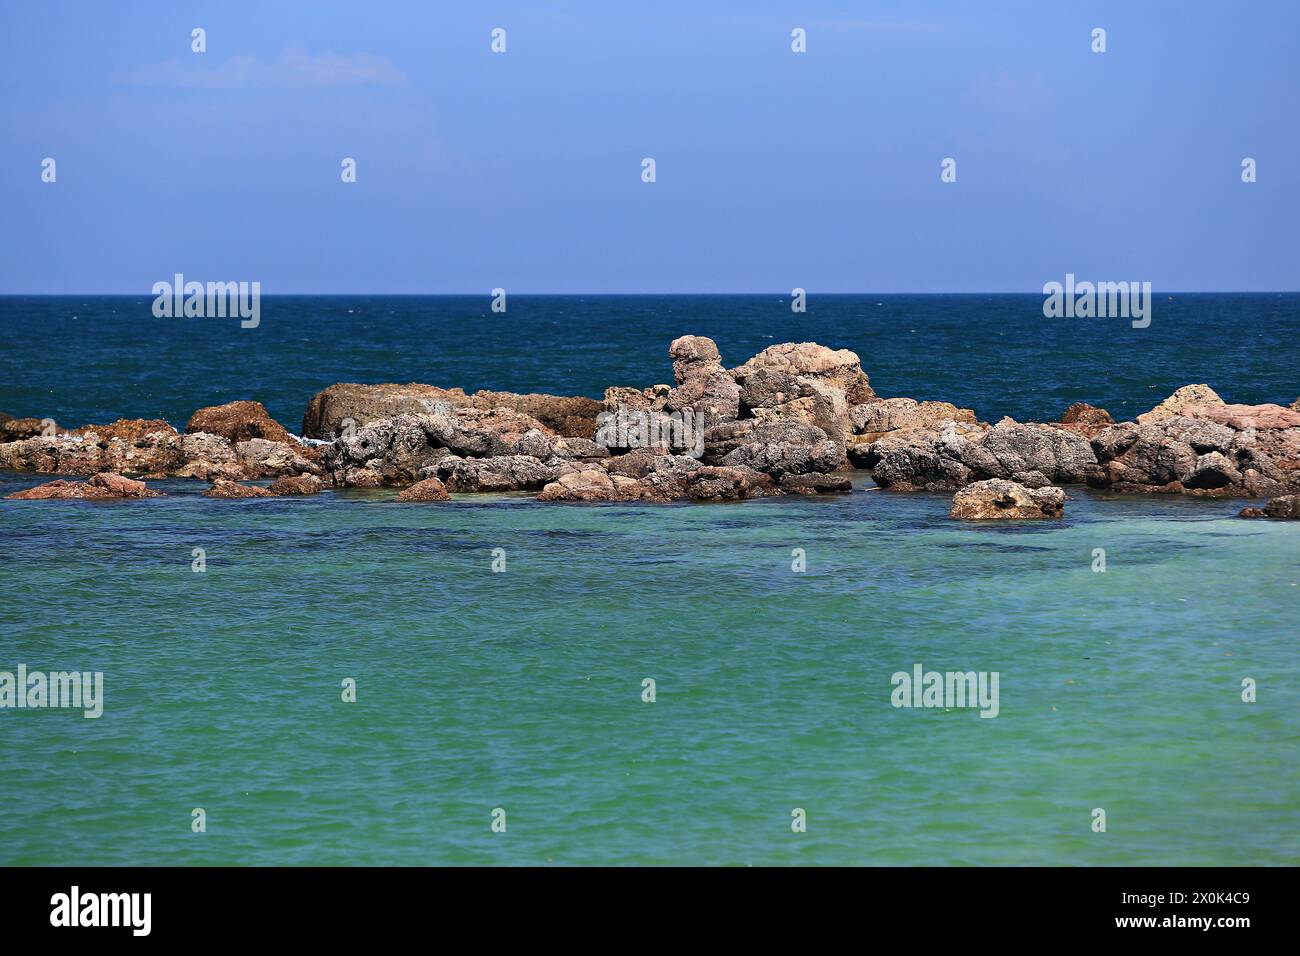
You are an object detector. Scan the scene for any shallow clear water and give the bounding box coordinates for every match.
[1,476,1296,865]
[0,294,1297,865]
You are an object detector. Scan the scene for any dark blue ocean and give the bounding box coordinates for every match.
[1,294,1296,430]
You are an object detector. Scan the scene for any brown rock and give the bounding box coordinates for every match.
[0,417,54,442]
[395,476,451,502]
[268,474,324,496]
[73,419,177,442]
[187,400,296,446]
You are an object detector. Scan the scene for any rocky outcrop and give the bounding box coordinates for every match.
[1088,403,1300,497]
[203,479,272,499]
[869,419,1097,491]
[1239,494,1300,519]
[6,472,163,500]
[950,479,1065,520]
[395,476,451,502]
[302,382,601,439]
[1136,384,1223,425]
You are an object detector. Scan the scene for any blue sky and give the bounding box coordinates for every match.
[1,1,1295,292]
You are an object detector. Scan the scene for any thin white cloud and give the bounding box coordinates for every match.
[123,45,406,90]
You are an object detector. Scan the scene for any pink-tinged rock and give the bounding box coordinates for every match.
[1183,403,1300,431]
[6,472,162,500]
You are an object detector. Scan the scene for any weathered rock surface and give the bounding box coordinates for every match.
[950,479,1065,520]
[302,382,600,439]
[6,472,162,500]
[870,419,1097,491]
[433,454,563,493]
[203,479,272,499]
[395,476,451,502]
[703,420,845,476]
[322,410,558,487]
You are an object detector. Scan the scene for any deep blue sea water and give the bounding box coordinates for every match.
[0,294,1297,866]
[1,293,1297,430]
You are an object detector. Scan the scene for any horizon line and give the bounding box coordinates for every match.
[2,289,1298,297]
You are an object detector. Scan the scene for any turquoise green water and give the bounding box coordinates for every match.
[2,474,1296,865]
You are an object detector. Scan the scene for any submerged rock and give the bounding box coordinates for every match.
[6,472,162,500]
[950,479,1065,520]
[1239,494,1300,519]
[203,479,272,499]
